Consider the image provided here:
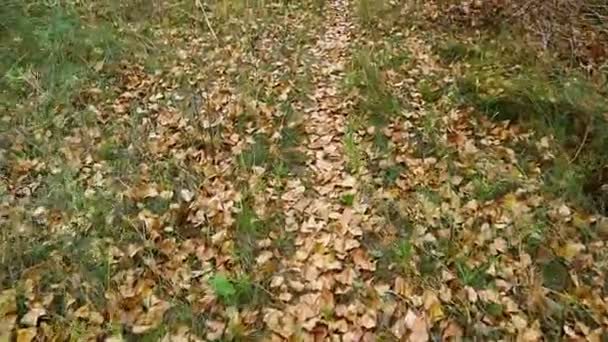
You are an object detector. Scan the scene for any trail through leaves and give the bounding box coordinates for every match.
[1,0,608,340]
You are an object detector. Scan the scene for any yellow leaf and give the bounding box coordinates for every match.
[557,242,585,261]
[0,289,16,316]
[428,302,445,323]
[94,60,104,72]
[503,193,518,211]
[0,314,17,342]
[16,328,37,342]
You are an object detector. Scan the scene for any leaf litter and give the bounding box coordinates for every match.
[1,0,608,340]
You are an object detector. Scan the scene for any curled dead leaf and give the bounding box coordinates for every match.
[206,320,226,341]
[405,310,429,342]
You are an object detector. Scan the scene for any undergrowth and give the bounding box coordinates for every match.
[438,36,608,214]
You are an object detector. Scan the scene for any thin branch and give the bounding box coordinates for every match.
[569,123,591,164]
[195,0,219,43]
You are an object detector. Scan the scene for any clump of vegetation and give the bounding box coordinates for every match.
[1,1,121,115]
[439,37,608,214]
[346,50,401,128]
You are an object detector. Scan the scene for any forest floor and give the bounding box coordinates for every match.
[2,0,608,340]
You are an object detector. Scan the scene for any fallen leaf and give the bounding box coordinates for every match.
[16,328,37,342]
[409,313,429,342]
[180,189,195,202]
[352,248,375,271]
[206,320,226,340]
[443,321,463,339]
[256,250,274,265]
[20,307,46,327]
[359,310,377,329]
[557,242,585,261]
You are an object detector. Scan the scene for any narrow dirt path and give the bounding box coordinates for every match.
[262,0,378,339]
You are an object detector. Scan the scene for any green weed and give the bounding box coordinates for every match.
[471,176,518,202]
[346,50,401,127]
[234,200,270,271]
[344,125,365,175]
[209,273,265,308]
[340,193,355,206]
[541,259,571,292]
[381,165,403,185]
[210,273,238,303]
[239,134,271,169]
[455,259,493,289]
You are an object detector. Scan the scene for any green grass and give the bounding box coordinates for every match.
[344,124,365,175]
[239,134,271,169]
[418,78,445,103]
[436,40,483,64]
[0,0,323,338]
[209,273,267,309]
[391,240,413,263]
[470,176,519,202]
[455,259,493,289]
[0,1,122,118]
[346,50,401,128]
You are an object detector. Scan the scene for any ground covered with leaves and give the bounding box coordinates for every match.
[2,0,608,340]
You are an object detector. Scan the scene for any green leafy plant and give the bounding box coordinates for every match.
[210,274,237,303]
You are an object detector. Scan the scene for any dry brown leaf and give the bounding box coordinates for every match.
[206,320,226,341]
[408,311,429,342]
[352,248,375,271]
[279,292,293,302]
[443,321,464,340]
[359,310,377,329]
[394,276,412,297]
[256,250,274,265]
[391,316,407,338]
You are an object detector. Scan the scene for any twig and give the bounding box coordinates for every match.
[194,0,219,43]
[386,289,409,302]
[511,0,535,18]
[569,123,591,164]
